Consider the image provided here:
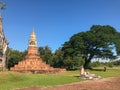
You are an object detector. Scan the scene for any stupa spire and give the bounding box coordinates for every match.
[28,29,37,47]
[31,28,35,35]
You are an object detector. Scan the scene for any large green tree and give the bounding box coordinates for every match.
[62,25,120,68]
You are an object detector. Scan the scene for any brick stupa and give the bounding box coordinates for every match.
[10,30,65,74]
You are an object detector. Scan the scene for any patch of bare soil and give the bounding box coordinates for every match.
[15,76,120,90]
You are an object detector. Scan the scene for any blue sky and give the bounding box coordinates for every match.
[1,0,120,52]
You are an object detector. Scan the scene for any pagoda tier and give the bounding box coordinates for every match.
[10,30,65,74]
[10,54,61,74]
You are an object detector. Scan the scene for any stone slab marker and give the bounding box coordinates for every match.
[80,65,85,75]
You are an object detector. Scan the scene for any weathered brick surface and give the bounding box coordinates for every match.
[10,46,64,74]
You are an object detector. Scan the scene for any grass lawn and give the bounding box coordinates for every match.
[0,66,120,90]
[0,71,82,90]
[89,66,120,78]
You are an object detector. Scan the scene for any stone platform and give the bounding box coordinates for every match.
[10,54,64,74]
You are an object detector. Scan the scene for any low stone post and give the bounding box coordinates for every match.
[80,65,85,76]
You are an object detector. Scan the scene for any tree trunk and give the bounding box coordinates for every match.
[83,57,91,69]
[83,54,94,69]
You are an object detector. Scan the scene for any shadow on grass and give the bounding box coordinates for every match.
[90,68,105,72]
[74,76,80,78]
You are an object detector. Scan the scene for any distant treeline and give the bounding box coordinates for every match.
[6,46,120,70]
[90,60,120,67]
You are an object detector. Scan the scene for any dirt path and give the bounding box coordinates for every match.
[16,76,120,90]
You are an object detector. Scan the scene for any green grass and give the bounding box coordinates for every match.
[89,66,120,78]
[0,71,82,90]
[0,66,120,90]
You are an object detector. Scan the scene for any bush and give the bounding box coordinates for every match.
[90,61,101,67]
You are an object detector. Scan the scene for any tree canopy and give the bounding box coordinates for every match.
[0,1,6,10]
[6,48,27,69]
[62,25,120,68]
